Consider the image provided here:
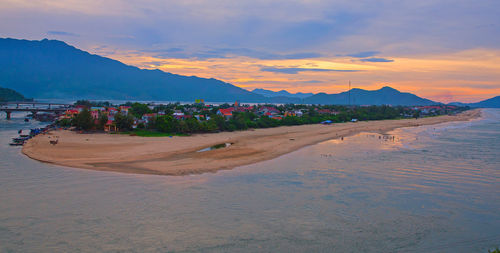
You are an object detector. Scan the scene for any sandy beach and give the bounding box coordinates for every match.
[22,109,481,176]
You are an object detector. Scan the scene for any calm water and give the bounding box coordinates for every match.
[0,110,499,252]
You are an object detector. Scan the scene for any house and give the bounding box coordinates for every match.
[194,115,205,121]
[90,110,99,120]
[235,106,254,112]
[217,108,234,119]
[258,106,279,115]
[176,115,193,120]
[142,113,157,124]
[284,111,296,117]
[104,120,117,132]
[64,109,79,119]
[119,106,131,115]
[107,107,119,115]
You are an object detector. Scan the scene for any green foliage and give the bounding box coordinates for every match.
[0,87,31,102]
[74,100,112,107]
[97,114,108,130]
[114,113,134,131]
[155,115,178,133]
[57,118,72,127]
[73,108,94,130]
[489,248,500,253]
[92,102,464,136]
[130,102,152,118]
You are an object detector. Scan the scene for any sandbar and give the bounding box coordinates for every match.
[22,109,481,176]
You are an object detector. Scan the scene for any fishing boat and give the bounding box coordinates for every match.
[9,142,24,146]
[12,137,30,142]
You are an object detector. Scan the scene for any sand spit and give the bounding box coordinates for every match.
[22,109,481,176]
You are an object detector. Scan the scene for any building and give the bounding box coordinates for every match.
[142,113,157,124]
[119,106,131,115]
[217,108,233,119]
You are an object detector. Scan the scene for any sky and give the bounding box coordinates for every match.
[1,0,500,103]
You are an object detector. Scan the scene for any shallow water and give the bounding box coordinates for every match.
[0,110,499,252]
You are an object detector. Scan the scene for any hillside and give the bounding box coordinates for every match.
[468,96,500,108]
[303,86,437,106]
[0,87,31,102]
[0,38,267,102]
[252,88,314,99]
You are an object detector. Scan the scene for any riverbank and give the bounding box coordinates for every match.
[22,109,481,176]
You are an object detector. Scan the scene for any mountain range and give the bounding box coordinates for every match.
[252,88,314,99]
[1,38,497,107]
[450,96,500,108]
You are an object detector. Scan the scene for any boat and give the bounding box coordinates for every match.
[9,142,24,146]
[12,137,30,142]
[24,118,30,122]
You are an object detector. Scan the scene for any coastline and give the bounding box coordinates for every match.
[22,109,481,176]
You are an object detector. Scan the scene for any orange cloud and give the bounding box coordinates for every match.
[107,48,500,103]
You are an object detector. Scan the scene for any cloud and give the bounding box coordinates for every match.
[46,30,79,37]
[346,51,379,58]
[360,57,394,62]
[261,67,360,74]
[303,80,323,83]
[146,47,322,60]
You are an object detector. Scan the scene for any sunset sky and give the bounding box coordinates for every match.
[1,0,499,103]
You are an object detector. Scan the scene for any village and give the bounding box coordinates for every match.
[58,100,465,135]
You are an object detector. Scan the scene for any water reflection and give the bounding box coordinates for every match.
[0,110,499,252]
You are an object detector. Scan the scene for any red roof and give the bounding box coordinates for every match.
[218,108,233,116]
[66,109,79,114]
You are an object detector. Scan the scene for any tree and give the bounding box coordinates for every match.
[114,113,134,130]
[130,102,152,118]
[97,114,108,130]
[57,118,72,127]
[156,115,178,133]
[73,108,94,130]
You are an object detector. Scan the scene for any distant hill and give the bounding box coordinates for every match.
[0,38,445,106]
[0,87,32,102]
[0,38,267,102]
[451,96,500,108]
[252,88,314,99]
[303,86,438,106]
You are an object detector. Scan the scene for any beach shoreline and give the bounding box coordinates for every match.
[22,109,482,176]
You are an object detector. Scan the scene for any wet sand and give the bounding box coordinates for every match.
[22,109,481,176]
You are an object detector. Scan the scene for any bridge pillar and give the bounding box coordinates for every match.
[6,111,11,120]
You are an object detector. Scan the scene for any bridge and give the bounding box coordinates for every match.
[0,101,72,108]
[0,101,73,119]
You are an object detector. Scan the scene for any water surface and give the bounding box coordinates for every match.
[0,110,499,252]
